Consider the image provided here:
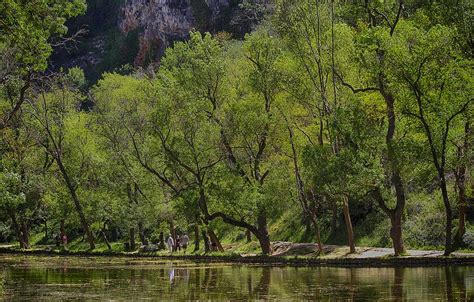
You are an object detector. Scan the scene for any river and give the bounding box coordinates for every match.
[0,255,472,300]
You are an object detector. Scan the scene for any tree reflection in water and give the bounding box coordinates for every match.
[0,256,473,301]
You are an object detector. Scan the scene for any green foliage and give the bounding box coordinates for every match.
[0,172,25,208]
[403,192,447,248]
[0,0,473,255]
[0,0,86,72]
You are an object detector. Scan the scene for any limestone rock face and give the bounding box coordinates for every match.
[119,0,231,64]
[52,0,268,80]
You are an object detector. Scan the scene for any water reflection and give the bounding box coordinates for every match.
[0,256,473,300]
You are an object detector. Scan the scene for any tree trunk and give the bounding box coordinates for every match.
[374,186,407,256]
[208,229,224,252]
[454,179,467,249]
[453,121,470,249]
[245,229,252,243]
[101,220,111,250]
[440,176,453,256]
[342,196,356,253]
[254,231,272,256]
[20,221,29,249]
[330,201,338,237]
[194,224,200,252]
[60,219,67,250]
[44,220,48,240]
[9,211,25,249]
[309,208,323,255]
[303,214,312,240]
[390,215,405,256]
[255,210,272,255]
[60,219,66,241]
[102,231,111,250]
[56,158,95,250]
[158,231,166,250]
[129,227,136,251]
[202,230,210,253]
[284,115,319,250]
[111,228,119,241]
[377,54,408,257]
[138,221,146,245]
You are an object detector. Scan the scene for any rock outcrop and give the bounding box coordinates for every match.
[120,0,233,65]
[52,0,268,81]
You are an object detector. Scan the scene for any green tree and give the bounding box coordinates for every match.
[24,70,96,250]
[0,0,86,128]
[275,0,358,253]
[386,21,473,254]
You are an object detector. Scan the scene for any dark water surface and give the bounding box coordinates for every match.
[0,255,473,301]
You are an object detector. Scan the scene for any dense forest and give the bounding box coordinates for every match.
[0,0,473,257]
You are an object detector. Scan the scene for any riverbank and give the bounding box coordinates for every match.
[1,243,473,268]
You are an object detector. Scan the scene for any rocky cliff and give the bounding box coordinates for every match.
[120,0,233,65]
[52,0,268,82]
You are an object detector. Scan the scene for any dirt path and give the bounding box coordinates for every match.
[269,241,473,258]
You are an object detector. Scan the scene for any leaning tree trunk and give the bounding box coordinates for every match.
[101,220,111,250]
[208,229,224,252]
[202,230,211,253]
[342,196,356,253]
[56,158,95,250]
[102,231,111,250]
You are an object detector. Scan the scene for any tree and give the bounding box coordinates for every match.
[24,71,96,250]
[93,72,166,250]
[0,172,29,248]
[334,0,409,256]
[0,0,86,129]
[275,0,357,253]
[386,21,473,255]
[0,1,87,249]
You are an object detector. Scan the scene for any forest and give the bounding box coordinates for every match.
[0,0,473,258]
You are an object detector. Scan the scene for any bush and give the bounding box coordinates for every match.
[462,229,474,249]
[404,192,446,248]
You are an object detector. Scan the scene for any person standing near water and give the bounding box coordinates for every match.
[167,234,174,253]
[181,234,189,253]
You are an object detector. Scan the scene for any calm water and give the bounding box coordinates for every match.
[0,255,473,301]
